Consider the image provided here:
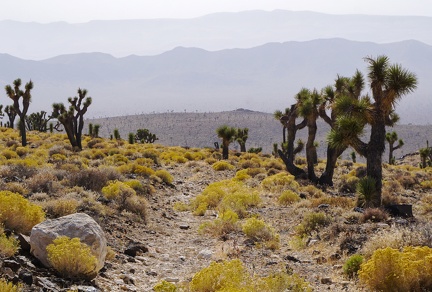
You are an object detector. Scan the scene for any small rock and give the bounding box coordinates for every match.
[165,277,180,283]
[284,255,300,263]
[395,219,409,225]
[329,253,341,261]
[307,239,319,246]
[120,274,135,285]
[146,270,158,277]
[317,204,330,209]
[265,261,278,266]
[124,242,149,257]
[17,233,31,252]
[354,207,364,213]
[35,277,60,291]
[2,267,14,279]
[321,277,332,284]
[179,256,186,262]
[197,249,213,260]
[76,285,100,292]
[376,223,390,228]
[18,270,33,285]
[3,260,20,272]
[315,256,327,264]
[179,224,190,230]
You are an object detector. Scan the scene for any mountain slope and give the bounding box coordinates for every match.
[0,39,431,123]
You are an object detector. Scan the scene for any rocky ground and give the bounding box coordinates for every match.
[1,152,427,291]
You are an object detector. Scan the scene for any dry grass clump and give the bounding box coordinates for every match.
[278,190,301,206]
[361,222,432,259]
[67,167,119,192]
[298,185,325,199]
[0,279,22,292]
[360,208,388,223]
[26,169,59,194]
[199,209,239,238]
[154,169,174,184]
[44,198,80,218]
[0,164,37,180]
[310,196,355,209]
[242,217,280,249]
[295,212,332,237]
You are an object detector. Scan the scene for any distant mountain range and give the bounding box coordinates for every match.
[1,10,431,60]
[0,39,431,124]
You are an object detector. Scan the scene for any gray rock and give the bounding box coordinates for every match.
[321,277,332,284]
[30,213,107,274]
[197,249,213,259]
[3,260,20,272]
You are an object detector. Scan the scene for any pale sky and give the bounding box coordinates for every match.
[1,0,432,23]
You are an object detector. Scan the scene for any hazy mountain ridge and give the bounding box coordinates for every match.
[0,39,431,124]
[1,10,431,60]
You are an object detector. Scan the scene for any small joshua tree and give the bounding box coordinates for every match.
[235,128,248,152]
[135,129,158,143]
[216,125,236,159]
[4,105,16,129]
[52,88,92,150]
[25,111,51,132]
[5,78,33,146]
[385,131,404,165]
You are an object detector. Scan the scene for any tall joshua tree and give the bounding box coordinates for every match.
[274,108,290,144]
[329,56,417,207]
[52,88,92,150]
[5,78,33,146]
[296,88,322,182]
[235,127,248,152]
[216,125,236,159]
[318,71,366,186]
[386,131,404,164]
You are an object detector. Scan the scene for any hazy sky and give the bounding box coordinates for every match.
[2,0,432,23]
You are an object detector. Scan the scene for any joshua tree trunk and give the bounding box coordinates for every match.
[222,144,229,159]
[319,145,346,186]
[305,119,318,182]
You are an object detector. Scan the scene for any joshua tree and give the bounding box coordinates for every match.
[4,105,16,129]
[93,124,100,138]
[277,104,307,177]
[128,133,135,144]
[274,108,290,143]
[318,71,366,186]
[295,88,322,182]
[113,129,121,140]
[216,125,236,159]
[329,56,417,207]
[386,131,404,164]
[5,78,33,146]
[135,128,158,143]
[419,141,432,168]
[235,127,248,152]
[52,88,92,150]
[88,123,93,136]
[25,111,51,132]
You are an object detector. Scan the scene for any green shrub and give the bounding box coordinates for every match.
[102,180,136,201]
[278,190,301,206]
[295,212,331,237]
[46,236,98,279]
[261,172,299,193]
[153,280,177,292]
[0,191,45,234]
[343,254,364,279]
[359,246,432,292]
[199,210,239,237]
[242,217,280,249]
[356,176,379,208]
[155,169,174,184]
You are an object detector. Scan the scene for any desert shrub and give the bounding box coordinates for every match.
[117,163,155,177]
[105,154,129,165]
[261,172,299,193]
[67,168,111,192]
[278,190,301,206]
[155,169,174,184]
[123,195,148,222]
[153,280,177,292]
[242,217,279,246]
[239,159,261,169]
[173,201,190,212]
[343,254,364,279]
[396,173,417,189]
[141,149,160,164]
[246,167,266,177]
[189,259,310,292]
[310,196,354,209]
[45,199,79,217]
[191,180,261,217]
[0,164,37,180]
[124,179,146,195]
[295,212,331,237]
[264,159,285,170]
[2,149,19,160]
[299,185,324,199]
[420,180,432,190]
[356,176,379,208]
[234,169,251,181]
[46,236,98,279]
[199,209,239,237]
[102,180,136,201]
[15,146,28,157]
[212,161,235,171]
[4,182,29,196]
[0,191,45,234]
[134,157,154,166]
[338,175,359,193]
[360,208,388,223]
[87,138,104,149]
[0,279,22,292]
[0,229,20,257]
[359,246,432,292]
[26,169,58,193]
